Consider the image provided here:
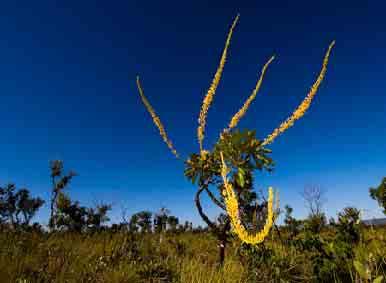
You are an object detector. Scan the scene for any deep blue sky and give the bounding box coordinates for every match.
[0,0,385,226]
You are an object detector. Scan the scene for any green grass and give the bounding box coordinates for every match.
[0,227,385,283]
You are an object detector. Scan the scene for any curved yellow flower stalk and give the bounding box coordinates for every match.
[197,14,239,153]
[136,76,179,158]
[220,152,275,245]
[226,55,275,132]
[261,41,335,147]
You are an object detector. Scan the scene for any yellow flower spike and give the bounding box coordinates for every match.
[261,41,335,147]
[226,55,275,132]
[136,76,179,158]
[197,14,240,153]
[220,152,275,245]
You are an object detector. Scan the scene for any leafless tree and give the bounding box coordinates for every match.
[120,205,130,226]
[301,184,327,217]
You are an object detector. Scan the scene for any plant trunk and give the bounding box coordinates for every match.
[218,220,230,266]
[195,186,230,266]
[50,177,57,230]
[50,192,56,229]
[218,238,226,266]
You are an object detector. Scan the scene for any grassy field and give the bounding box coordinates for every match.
[1,225,385,283]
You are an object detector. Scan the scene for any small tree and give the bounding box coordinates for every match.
[87,204,112,231]
[154,207,169,233]
[0,184,44,229]
[301,185,326,217]
[136,210,152,233]
[369,177,386,215]
[129,213,139,233]
[185,129,274,264]
[335,206,361,244]
[284,205,302,239]
[168,215,179,232]
[135,15,335,264]
[183,221,192,232]
[54,192,87,232]
[167,215,179,232]
[49,160,76,230]
[301,185,327,233]
[54,191,111,233]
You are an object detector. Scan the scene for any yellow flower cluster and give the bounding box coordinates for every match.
[136,77,179,158]
[220,152,275,244]
[261,41,335,146]
[197,14,239,153]
[200,149,210,159]
[226,55,275,132]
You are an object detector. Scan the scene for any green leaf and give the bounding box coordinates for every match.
[237,168,245,187]
[191,174,197,184]
[373,276,384,283]
[354,260,369,280]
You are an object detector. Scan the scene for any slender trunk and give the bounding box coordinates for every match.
[50,192,56,229]
[273,222,285,245]
[15,211,21,226]
[218,238,226,266]
[10,214,16,230]
[50,176,56,230]
[195,186,230,265]
[23,211,29,226]
[218,220,230,266]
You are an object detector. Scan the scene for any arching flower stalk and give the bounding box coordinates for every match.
[136,77,179,158]
[220,152,275,244]
[197,14,239,154]
[261,41,335,146]
[225,55,275,133]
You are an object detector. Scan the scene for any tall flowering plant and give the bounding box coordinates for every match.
[136,15,334,262]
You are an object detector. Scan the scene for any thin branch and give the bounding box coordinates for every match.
[195,187,217,232]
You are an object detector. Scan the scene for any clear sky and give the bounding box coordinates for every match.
[0,0,385,226]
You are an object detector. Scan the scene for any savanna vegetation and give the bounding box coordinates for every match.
[0,170,385,282]
[1,15,385,283]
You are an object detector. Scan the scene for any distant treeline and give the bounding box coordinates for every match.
[0,160,385,236]
[0,160,205,233]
